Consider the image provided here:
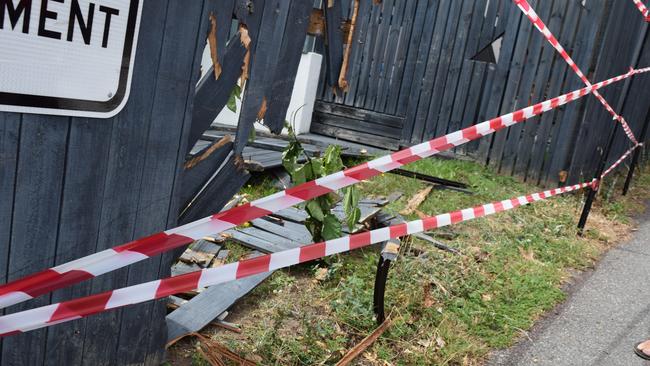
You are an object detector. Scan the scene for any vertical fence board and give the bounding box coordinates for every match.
[374,0,407,112]
[383,0,418,115]
[462,0,503,154]
[409,0,451,143]
[43,118,112,366]
[528,0,581,185]
[354,3,382,107]
[499,0,553,175]
[434,0,476,137]
[399,1,439,143]
[79,2,170,364]
[543,0,609,185]
[343,0,373,106]
[475,3,523,163]
[1,115,69,366]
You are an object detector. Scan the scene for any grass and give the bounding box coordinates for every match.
[168,156,649,366]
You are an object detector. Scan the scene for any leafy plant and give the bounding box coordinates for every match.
[226,84,242,113]
[281,121,360,241]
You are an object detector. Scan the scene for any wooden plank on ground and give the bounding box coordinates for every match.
[166,260,271,342]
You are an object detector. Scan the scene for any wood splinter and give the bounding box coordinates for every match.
[208,13,222,79]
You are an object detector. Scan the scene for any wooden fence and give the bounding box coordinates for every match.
[315,0,650,186]
[0,0,318,364]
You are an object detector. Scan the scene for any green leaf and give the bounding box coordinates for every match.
[281,140,304,174]
[310,157,324,178]
[305,218,320,241]
[322,214,342,241]
[233,84,242,99]
[343,187,361,230]
[322,145,344,174]
[292,164,308,184]
[248,126,256,143]
[306,200,325,221]
[226,93,237,113]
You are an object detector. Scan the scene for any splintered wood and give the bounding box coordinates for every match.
[184,135,232,169]
[208,13,221,79]
[238,24,252,86]
[400,186,433,215]
[338,0,359,91]
[335,316,392,366]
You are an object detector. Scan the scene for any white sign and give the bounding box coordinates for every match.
[0,0,142,118]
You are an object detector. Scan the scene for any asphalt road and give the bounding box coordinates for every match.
[488,209,650,366]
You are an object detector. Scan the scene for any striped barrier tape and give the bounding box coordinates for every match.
[1,67,649,311]
[514,0,640,145]
[601,142,644,179]
[0,181,594,337]
[632,0,650,21]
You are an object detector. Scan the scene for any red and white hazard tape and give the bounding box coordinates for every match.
[601,142,644,179]
[1,67,648,311]
[514,0,640,145]
[632,0,650,21]
[0,181,594,337]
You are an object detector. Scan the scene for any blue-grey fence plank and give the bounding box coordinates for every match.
[409,0,451,143]
[475,3,523,162]
[543,0,609,185]
[515,1,578,184]
[433,0,476,138]
[1,115,69,366]
[364,0,396,111]
[394,0,431,120]
[188,35,246,152]
[114,1,206,363]
[234,0,276,154]
[354,2,382,108]
[449,0,488,148]
[462,0,502,154]
[264,0,313,131]
[323,0,344,89]
[344,0,373,106]
[0,113,19,287]
[383,0,418,115]
[375,0,408,112]
[526,0,579,185]
[499,0,553,175]
[43,118,112,366]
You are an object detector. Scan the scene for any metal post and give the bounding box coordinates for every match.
[578,123,619,235]
[373,239,399,325]
[579,19,647,233]
[622,109,650,195]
